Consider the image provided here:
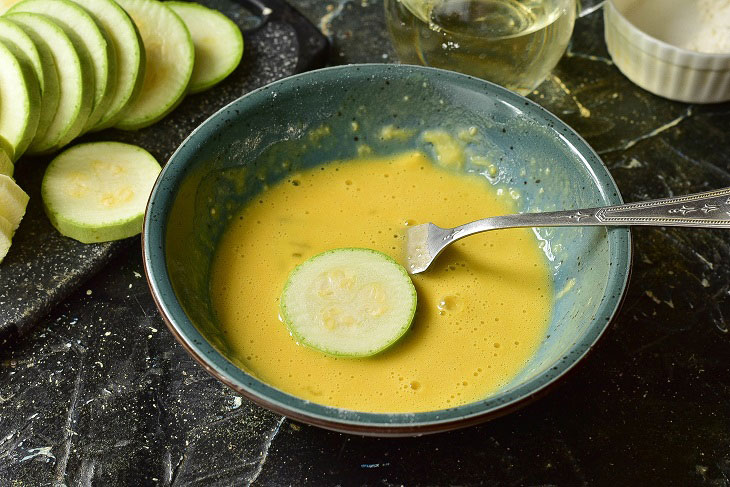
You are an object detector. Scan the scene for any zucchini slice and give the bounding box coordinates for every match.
[5,12,92,153]
[9,0,115,133]
[0,172,28,262]
[0,213,14,263]
[0,173,30,231]
[280,248,417,357]
[167,2,243,94]
[71,0,144,130]
[0,18,43,90]
[0,144,12,177]
[114,0,193,130]
[0,39,40,161]
[41,142,161,243]
[0,134,11,160]
[0,0,22,14]
[0,17,60,150]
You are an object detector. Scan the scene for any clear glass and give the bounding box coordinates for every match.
[384,0,579,95]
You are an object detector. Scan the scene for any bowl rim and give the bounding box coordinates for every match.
[142,63,633,436]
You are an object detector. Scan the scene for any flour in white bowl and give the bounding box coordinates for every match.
[683,0,730,53]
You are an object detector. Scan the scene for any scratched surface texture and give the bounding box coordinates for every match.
[2,2,730,486]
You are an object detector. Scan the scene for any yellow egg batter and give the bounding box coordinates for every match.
[209,150,552,413]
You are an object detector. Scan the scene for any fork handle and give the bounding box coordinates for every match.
[453,187,730,238]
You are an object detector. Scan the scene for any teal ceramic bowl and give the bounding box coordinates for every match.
[143,64,631,436]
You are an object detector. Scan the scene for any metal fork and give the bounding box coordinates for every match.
[406,187,730,274]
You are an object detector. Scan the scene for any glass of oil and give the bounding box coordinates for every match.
[384,0,578,95]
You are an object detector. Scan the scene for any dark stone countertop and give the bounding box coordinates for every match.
[2,1,729,485]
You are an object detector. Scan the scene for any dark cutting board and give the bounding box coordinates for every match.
[0,0,328,341]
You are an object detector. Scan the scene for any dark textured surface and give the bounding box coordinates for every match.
[0,0,315,340]
[2,2,730,485]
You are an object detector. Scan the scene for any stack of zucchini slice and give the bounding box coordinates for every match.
[0,0,243,258]
[1,0,243,156]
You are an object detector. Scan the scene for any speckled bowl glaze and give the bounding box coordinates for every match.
[143,64,632,436]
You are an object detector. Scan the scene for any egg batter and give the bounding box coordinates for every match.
[209,150,552,413]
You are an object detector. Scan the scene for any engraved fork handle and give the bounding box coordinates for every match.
[451,187,730,240]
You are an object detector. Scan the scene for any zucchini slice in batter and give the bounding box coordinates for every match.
[280,248,417,357]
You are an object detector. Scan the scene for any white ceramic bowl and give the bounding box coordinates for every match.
[604,0,730,103]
